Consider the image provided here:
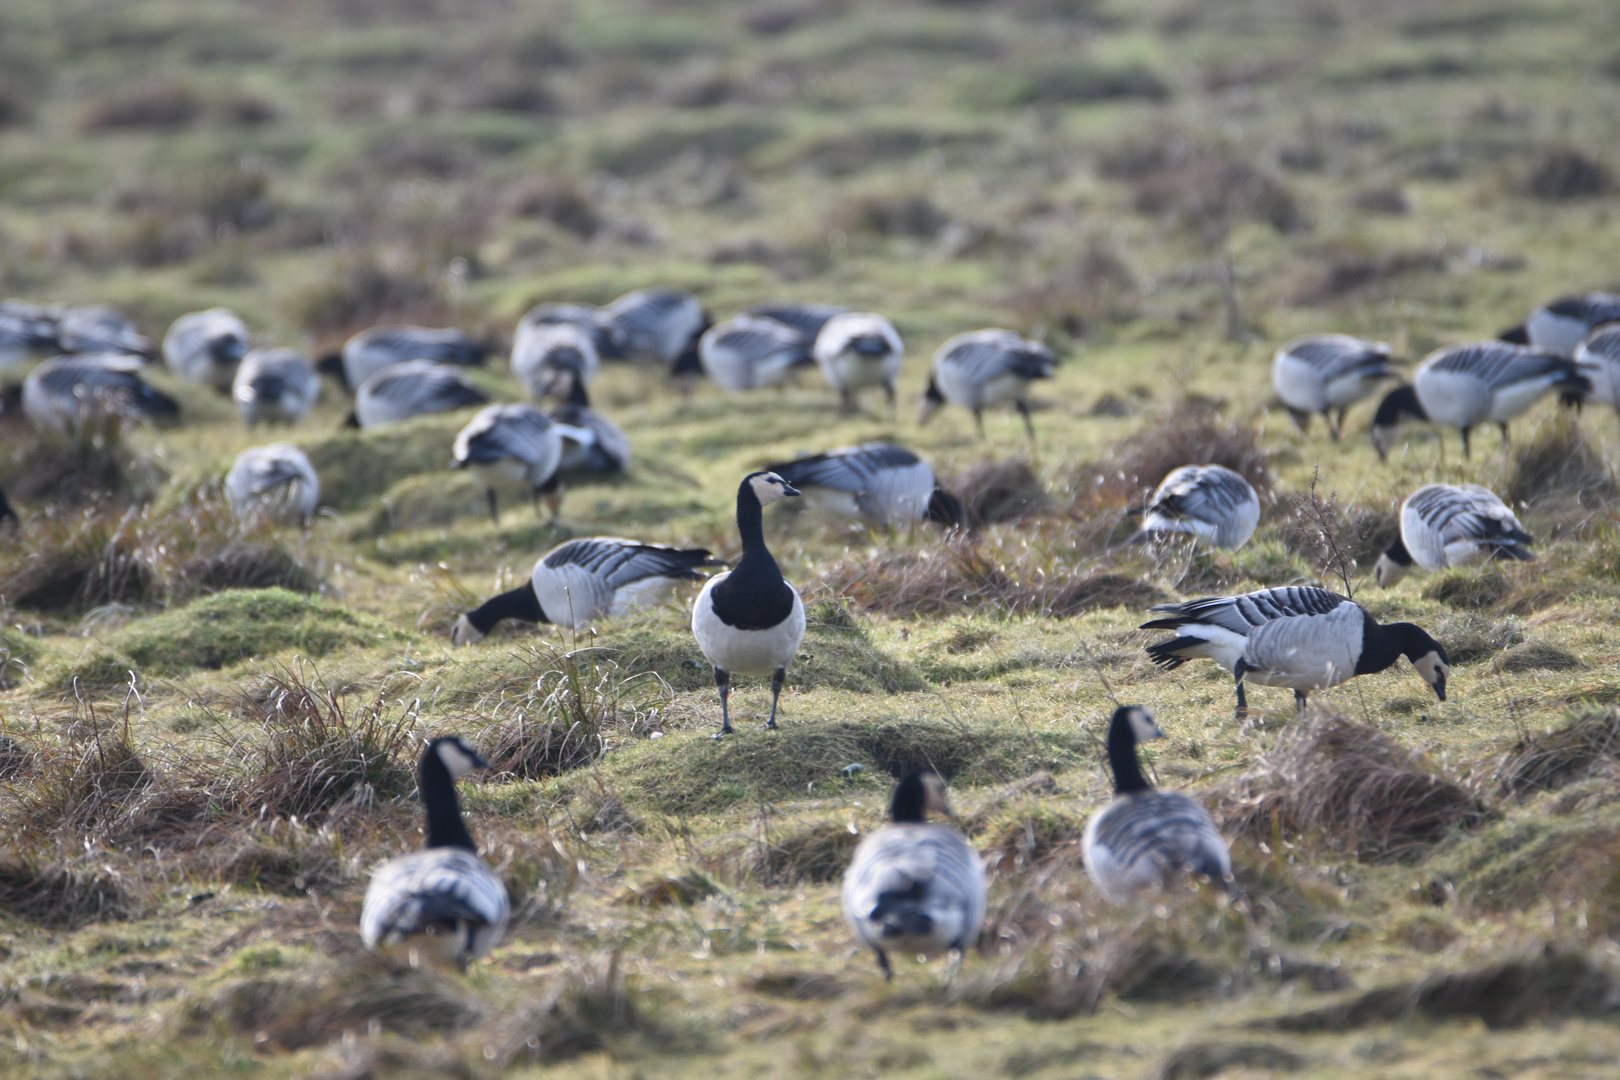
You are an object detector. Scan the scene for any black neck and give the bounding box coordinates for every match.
[420,749,478,851]
[890,773,928,822]
[1354,613,1428,676]
[465,582,549,635]
[927,488,964,527]
[735,482,771,563]
[1373,384,1427,426]
[923,377,944,404]
[1383,536,1413,567]
[710,478,795,630]
[564,373,590,408]
[1106,713,1152,795]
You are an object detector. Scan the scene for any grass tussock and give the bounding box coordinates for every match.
[0,423,144,506]
[1516,147,1614,201]
[1100,128,1307,233]
[1007,243,1140,335]
[0,850,138,927]
[1488,709,1620,799]
[1504,411,1616,513]
[943,457,1052,524]
[1153,1042,1306,1080]
[1429,612,1524,664]
[1218,707,1486,861]
[1284,243,1445,305]
[1076,401,1272,512]
[725,818,859,886]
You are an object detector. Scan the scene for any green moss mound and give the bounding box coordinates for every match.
[298,413,473,512]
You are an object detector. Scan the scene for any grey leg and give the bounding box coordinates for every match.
[714,667,733,737]
[841,387,857,413]
[486,488,500,525]
[1294,689,1308,714]
[883,381,897,419]
[1234,674,1248,721]
[1498,421,1511,451]
[876,948,893,980]
[973,409,985,439]
[1460,426,1472,460]
[1016,399,1035,440]
[766,666,786,730]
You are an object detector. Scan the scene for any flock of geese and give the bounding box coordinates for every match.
[4,282,1619,979]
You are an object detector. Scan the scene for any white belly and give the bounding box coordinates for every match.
[690,574,806,675]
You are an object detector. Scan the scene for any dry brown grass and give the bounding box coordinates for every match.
[1075,401,1272,513]
[80,82,200,131]
[1504,411,1616,514]
[0,850,139,927]
[1100,128,1307,233]
[1486,709,1620,800]
[1283,243,1445,305]
[942,457,1053,524]
[1516,147,1614,201]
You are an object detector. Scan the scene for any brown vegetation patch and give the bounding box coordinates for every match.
[0,852,138,927]
[944,457,1052,524]
[1504,411,1615,513]
[1007,244,1140,335]
[825,193,948,240]
[1154,1042,1305,1080]
[727,820,859,885]
[1488,709,1620,799]
[286,255,446,335]
[1285,244,1444,305]
[502,174,601,239]
[1517,147,1613,201]
[1101,129,1306,232]
[80,82,200,130]
[1076,401,1271,512]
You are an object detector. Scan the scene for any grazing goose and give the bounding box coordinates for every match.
[1142,586,1450,719]
[842,771,986,981]
[232,347,320,425]
[1374,484,1533,588]
[162,308,248,390]
[348,359,489,429]
[549,369,630,478]
[452,403,564,523]
[512,321,599,399]
[516,301,626,360]
[22,354,179,433]
[764,442,963,529]
[334,325,488,391]
[1501,291,1620,357]
[1371,342,1591,459]
[1083,706,1232,904]
[692,472,806,736]
[746,301,848,339]
[0,299,59,368]
[1272,333,1394,439]
[451,537,722,643]
[1130,465,1260,550]
[360,736,509,970]
[56,305,150,356]
[601,288,709,369]
[814,311,904,413]
[224,443,319,526]
[1574,323,1620,413]
[919,329,1055,439]
[698,315,815,391]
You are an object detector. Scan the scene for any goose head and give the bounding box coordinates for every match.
[430,735,490,778]
[744,471,799,506]
[891,770,953,823]
[917,377,945,424]
[1373,536,1413,588]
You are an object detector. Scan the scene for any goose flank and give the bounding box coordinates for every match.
[1130,464,1260,550]
[1374,484,1533,587]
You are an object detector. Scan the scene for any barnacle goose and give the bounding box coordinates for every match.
[698,315,815,391]
[1272,333,1394,439]
[1083,706,1232,903]
[452,403,564,523]
[1371,342,1591,459]
[1142,586,1450,719]
[1501,292,1620,357]
[1130,465,1260,550]
[746,301,848,339]
[1374,484,1533,588]
[692,472,806,736]
[842,770,985,981]
[601,287,709,370]
[0,299,59,368]
[764,442,963,529]
[814,311,904,413]
[512,320,599,399]
[451,537,722,643]
[224,443,319,526]
[331,325,488,391]
[1574,323,1620,413]
[163,308,248,391]
[232,347,320,426]
[919,329,1055,439]
[56,305,150,356]
[549,369,630,478]
[515,300,626,360]
[23,354,179,433]
[360,736,509,970]
[347,359,489,429]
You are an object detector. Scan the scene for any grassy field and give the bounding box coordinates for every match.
[4,0,1620,1076]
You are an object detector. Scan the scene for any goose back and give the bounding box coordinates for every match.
[699,316,813,390]
[233,347,319,425]
[1136,464,1260,550]
[354,359,489,428]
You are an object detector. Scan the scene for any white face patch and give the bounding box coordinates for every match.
[1412,651,1449,700]
[917,395,942,423]
[1373,553,1407,589]
[921,773,954,819]
[437,738,483,778]
[749,472,795,505]
[1125,707,1163,744]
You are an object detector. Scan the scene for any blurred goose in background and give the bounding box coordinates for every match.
[1130,465,1260,550]
[1374,484,1533,588]
[814,311,903,413]
[746,301,847,339]
[1272,333,1394,439]
[698,315,815,391]
[1143,586,1450,719]
[764,442,962,529]
[348,359,489,430]
[233,347,320,426]
[1501,291,1620,357]
[549,368,630,478]
[512,320,599,399]
[0,487,17,526]
[452,537,722,643]
[360,736,509,970]
[23,354,178,433]
[692,472,805,736]
[601,287,708,371]
[919,329,1055,438]
[1371,342,1591,459]
[56,305,150,356]
[225,443,319,526]
[452,403,564,523]
[163,307,248,391]
[842,771,985,981]
[516,300,626,360]
[0,299,60,369]
[331,325,488,391]
[1083,706,1232,903]
[1575,323,1620,413]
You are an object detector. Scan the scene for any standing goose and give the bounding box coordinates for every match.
[512,321,600,399]
[1371,342,1590,459]
[746,301,848,339]
[764,442,963,529]
[1501,291,1620,357]
[1142,586,1450,719]
[549,369,630,478]
[1130,464,1260,550]
[1575,323,1620,413]
[698,315,815,391]
[691,472,806,736]
[348,359,489,429]
[842,771,986,981]
[601,287,709,370]
[56,305,150,356]
[224,443,319,526]
[1272,333,1394,439]
[1374,484,1533,588]
[919,328,1055,439]
[814,311,904,414]
[360,736,509,970]
[233,347,320,426]
[1083,706,1232,903]
[22,354,179,433]
[451,537,722,643]
[452,403,564,523]
[163,308,249,391]
[332,325,488,391]
[0,299,60,368]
